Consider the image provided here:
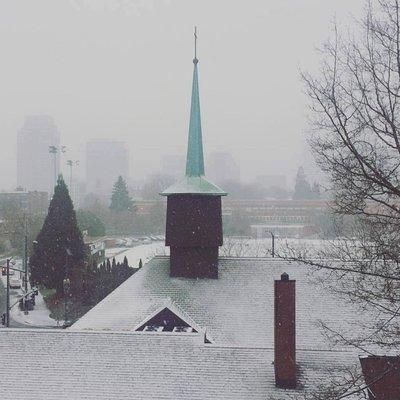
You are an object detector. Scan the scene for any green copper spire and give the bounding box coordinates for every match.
[186,27,204,177]
[160,28,227,197]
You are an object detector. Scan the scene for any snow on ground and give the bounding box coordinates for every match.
[220,237,328,258]
[11,289,58,327]
[109,237,329,266]
[105,247,130,259]
[0,260,58,327]
[110,242,168,268]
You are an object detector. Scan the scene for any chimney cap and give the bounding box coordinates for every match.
[281,272,289,281]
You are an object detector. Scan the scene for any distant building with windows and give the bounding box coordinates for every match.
[86,139,129,199]
[83,236,106,264]
[207,151,240,185]
[17,115,60,195]
[223,199,329,238]
[0,190,48,216]
[160,155,185,179]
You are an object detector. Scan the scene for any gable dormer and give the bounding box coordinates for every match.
[135,307,197,333]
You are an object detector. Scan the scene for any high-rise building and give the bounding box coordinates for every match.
[207,151,240,185]
[86,139,129,199]
[160,154,185,179]
[17,115,60,194]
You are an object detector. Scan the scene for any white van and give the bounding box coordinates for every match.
[9,278,21,289]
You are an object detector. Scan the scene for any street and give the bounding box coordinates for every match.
[0,276,27,328]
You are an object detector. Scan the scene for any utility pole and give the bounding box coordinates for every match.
[66,159,79,201]
[2,257,33,327]
[24,215,29,314]
[49,145,66,190]
[63,248,72,328]
[6,258,10,327]
[271,232,275,258]
[49,145,58,189]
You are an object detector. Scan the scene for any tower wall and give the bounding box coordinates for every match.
[166,195,222,247]
[166,194,222,278]
[169,246,218,278]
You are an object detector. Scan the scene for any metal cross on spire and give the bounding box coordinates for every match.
[160,26,227,196]
[193,26,198,64]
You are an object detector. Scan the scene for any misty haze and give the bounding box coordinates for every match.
[0,1,399,399]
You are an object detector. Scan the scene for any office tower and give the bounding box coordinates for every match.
[86,139,129,199]
[17,115,60,194]
[161,154,185,179]
[207,151,240,185]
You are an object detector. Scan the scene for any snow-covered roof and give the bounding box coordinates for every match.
[0,256,369,399]
[160,175,227,196]
[0,329,358,400]
[72,256,362,351]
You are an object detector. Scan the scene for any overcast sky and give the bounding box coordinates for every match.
[0,0,364,189]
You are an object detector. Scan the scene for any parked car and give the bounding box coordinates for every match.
[9,278,21,289]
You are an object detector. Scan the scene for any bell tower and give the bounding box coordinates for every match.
[160,28,227,279]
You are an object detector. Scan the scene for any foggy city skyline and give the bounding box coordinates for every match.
[0,0,364,191]
[1,1,400,397]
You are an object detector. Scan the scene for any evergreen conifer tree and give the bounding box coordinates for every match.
[293,167,314,200]
[109,176,134,212]
[30,176,86,295]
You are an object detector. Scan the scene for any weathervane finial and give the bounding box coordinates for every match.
[193,26,198,64]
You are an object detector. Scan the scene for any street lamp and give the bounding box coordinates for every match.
[63,248,72,328]
[5,257,12,327]
[63,277,70,327]
[270,232,275,258]
[66,160,79,202]
[48,145,66,189]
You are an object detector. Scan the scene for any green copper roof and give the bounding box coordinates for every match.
[185,60,204,177]
[161,32,227,197]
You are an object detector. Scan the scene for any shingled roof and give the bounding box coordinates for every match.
[71,256,363,350]
[0,256,372,398]
[0,329,359,400]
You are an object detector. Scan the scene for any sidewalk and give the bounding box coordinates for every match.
[1,260,59,328]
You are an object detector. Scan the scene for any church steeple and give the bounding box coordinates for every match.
[161,28,226,279]
[186,27,205,177]
[161,28,226,196]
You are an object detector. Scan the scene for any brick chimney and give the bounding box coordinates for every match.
[360,356,400,400]
[274,272,296,388]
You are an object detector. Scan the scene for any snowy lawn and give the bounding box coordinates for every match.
[110,242,168,268]
[106,238,331,266]
[220,237,330,257]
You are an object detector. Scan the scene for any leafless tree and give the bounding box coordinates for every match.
[285,0,400,397]
[220,236,269,257]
